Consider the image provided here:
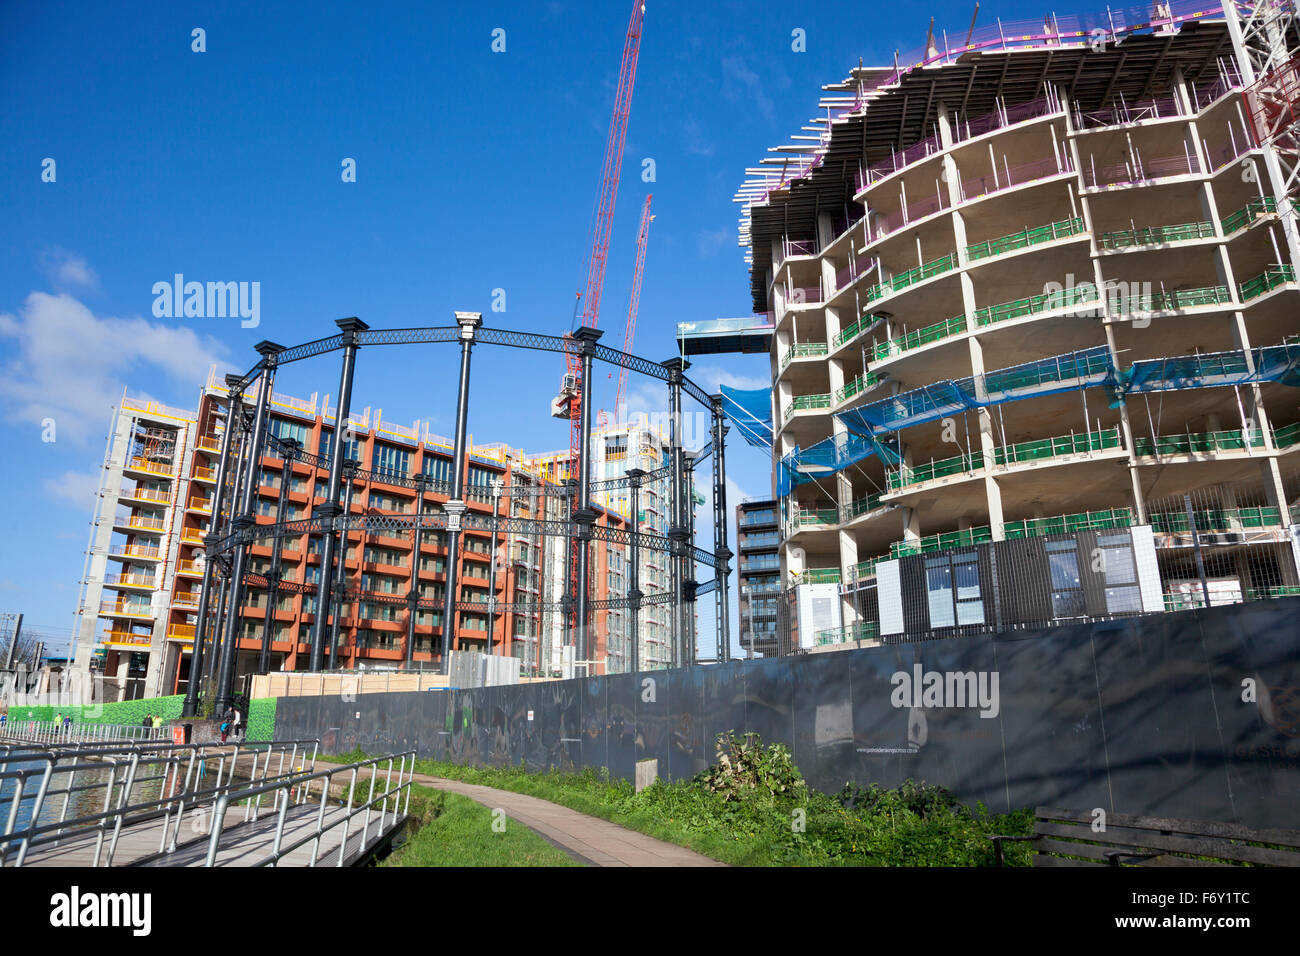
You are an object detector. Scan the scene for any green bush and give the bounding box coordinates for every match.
[694,731,806,804]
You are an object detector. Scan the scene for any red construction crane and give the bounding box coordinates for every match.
[552,0,645,652]
[600,195,655,426]
[613,194,653,421]
[554,0,645,448]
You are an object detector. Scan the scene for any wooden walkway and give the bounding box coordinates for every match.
[13,804,406,867]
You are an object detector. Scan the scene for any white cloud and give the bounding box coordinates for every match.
[39,248,100,291]
[696,227,731,257]
[721,55,775,121]
[0,290,230,446]
[44,467,102,509]
[689,363,769,393]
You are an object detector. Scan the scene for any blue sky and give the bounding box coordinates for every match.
[0,0,1030,651]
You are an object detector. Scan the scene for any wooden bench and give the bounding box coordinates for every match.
[989,806,1300,866]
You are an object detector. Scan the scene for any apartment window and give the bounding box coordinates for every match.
[467,465,496,487]
[422,456,453,484]
[925,551,984,628]
[1097,533,1143,613]
[319,429,363,466]
[1046,540,1086,618]
[418,554,446,574]
[361,573,403,594]
[374,444,411,479]
[462,613,488,631]
[269,417,309,447]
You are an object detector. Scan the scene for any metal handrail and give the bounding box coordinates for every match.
[1,721,169,746]
[203,750,414,867]
[0,738,321,867]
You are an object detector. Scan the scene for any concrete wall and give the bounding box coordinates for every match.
[273,598,1300,828]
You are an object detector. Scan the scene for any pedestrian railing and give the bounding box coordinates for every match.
[0,737,321,867]
[0,721,169,745]
[203,750,415,867]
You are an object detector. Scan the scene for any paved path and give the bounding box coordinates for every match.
[409,773,725,867]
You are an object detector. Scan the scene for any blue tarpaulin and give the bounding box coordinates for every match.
[720,385,773,448]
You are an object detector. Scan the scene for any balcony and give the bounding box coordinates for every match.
[181,528,207,545]
[993,427,1124,466]
[835,372,885,405]
[104,573,157,590]
[109,544,162,561]
[1133,428,1266,458]
[120,486,171,505]
[792,568,840,585]
[815,621,880,646]
[166,624,197,642]
[842,493,885,522]
[1097,219,1216,251]
[1239,265,1297,301]
[118,514,166,533]
[196,435,221,453]
[966,217,1086,262]
[187,496,213,514]
[99,600,152,619]
[125,456,174,478]
[1221,197,1278,235]
[1150,506,1283,534]
[192,465,217,483]
[892,525,993,557]
[974,284,1099,329]
[172,592,200,609]
[783,393,831,424]
[788,507,838,534]
[1110,284,1233,317]
[779,342,828,371]
[1003,508,1135,539]
[872,314,967,362]
[101,630,153,649]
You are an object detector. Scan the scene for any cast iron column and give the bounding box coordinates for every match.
[487,477,504,656]
[214,341,283,717]
[309,317,369,671]
[182,380,243,717]
[259,437,299,674]
[711,395,733,664]
[328,460,358,668]
[627,468,644,673]
[571,327,602,671]
[209,388,253,704]
[440,311,483,674]
[663,358,687,668]
[405,475,427,666]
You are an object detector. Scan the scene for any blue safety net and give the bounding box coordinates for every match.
[838,347,1114,437]
[776,429,899,496]
[1124,344,1300,393]
[720,385,773,448]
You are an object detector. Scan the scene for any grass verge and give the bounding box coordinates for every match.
[383,784,582,867]
[324,736,1033,867]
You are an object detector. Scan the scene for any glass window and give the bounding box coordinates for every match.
[422,456,453,483]
[926,561,955,628]
[269,416,309,447]
[374,444,411,479]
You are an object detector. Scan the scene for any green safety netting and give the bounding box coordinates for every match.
[720,385,773,448]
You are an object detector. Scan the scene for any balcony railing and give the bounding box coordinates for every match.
[1220,197,1277,235]
[1150,506,1282,534]
[1083,151,1200,188]
[1273,421,1300,449]
[1003,508,1135,539]
[891,525,993,557]
[861,253,958,305]
[127,456,174,476]
[888,450,984,491]
[779,342,829,371]
[842,493,885,521]
[815,621,881,646]
[112,544,161,560]
[100,600,151,617]
[1133,427,1266,457]
[792,568,841,585]
[101,630,153,647]
[783,393,832,423]
[121,514,166,531]
[974,284,1100,328]
[835,372,884,405]
[966,217,1085,261]
[122,487,171,504]
[1239,264,1297,301]
[167,624,197,641]
[1111,284,1233,315]
[993,427,1124,465]
[1097,219,1215,250]
[789,507,838,533]
[105,573,157,589]
[188,496,213,512]
[833,313,881,351]
[872,314,967,362]
[196,435,221,453]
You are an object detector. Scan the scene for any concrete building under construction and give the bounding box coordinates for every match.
[690,1,1300,649]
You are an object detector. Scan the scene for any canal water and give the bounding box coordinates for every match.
[0,755,169,838]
